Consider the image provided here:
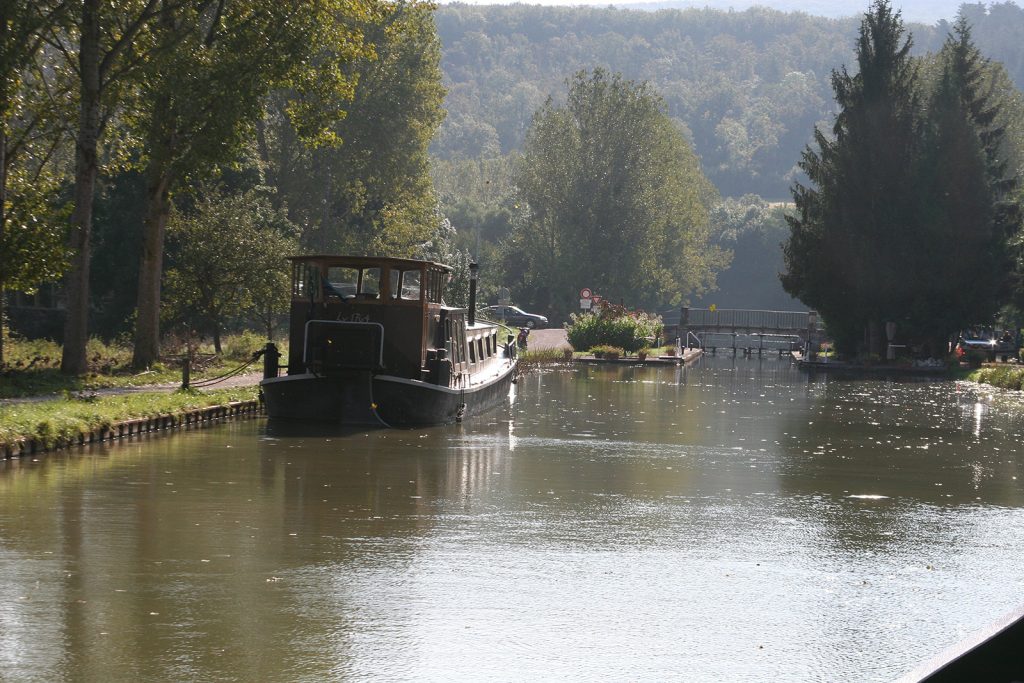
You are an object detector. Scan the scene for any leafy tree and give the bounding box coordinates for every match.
[0,0,72,365]
[781,1,922,355]
[432,154,519,301]
[60,0,176,375]
[696,195,799,311]
[263,0,446,257]
[162,188,298,352]
[130,0,375,370]
[509,69,726,322]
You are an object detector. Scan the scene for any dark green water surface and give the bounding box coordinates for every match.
[2,356,1024,681]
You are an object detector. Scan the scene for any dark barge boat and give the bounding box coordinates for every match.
[260,255,517,427]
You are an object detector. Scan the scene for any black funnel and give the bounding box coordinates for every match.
[468,263,479,326]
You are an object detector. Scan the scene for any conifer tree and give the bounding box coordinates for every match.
[783,3,1022,357]
[782,1,922,355]
[910,19,1020,352]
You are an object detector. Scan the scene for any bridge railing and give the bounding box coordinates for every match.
[685,308,811,331]
[697,332,801,351]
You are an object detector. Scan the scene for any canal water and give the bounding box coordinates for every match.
[2,356,1024,682]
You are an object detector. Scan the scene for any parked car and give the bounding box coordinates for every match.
[957,328,1016,361]
[484,305,548,328]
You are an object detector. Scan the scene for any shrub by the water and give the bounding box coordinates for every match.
[972,365,1024,391]
[590,344,624,359]
[566,304,662,353]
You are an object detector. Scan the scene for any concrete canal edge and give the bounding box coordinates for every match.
[1,399,264,459]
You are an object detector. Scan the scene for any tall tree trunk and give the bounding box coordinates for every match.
[131,3,179,371]
[61,0,101,375]
[132,161,172,370]
[0,284,5,368]
[1,93,7,368]
[213,323,221,354]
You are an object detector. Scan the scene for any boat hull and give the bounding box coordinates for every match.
[260,365,516,427]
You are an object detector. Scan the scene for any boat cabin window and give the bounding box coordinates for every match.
[324,266,358,299]
[324,266,380,299]
[469,338,476,363]
[389,269,422,300]
[477,338,484,361]
[360,268,381,297]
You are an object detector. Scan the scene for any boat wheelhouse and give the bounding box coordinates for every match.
[259,255,517,426]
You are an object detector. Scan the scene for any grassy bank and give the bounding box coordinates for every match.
[0,386,259,449]
[969,365,1024,390]
[1,332,277,399]
[517,347,572,372]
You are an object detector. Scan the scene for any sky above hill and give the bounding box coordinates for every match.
[438,0,978,25]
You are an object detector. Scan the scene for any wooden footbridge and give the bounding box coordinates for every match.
[663,307,819,356]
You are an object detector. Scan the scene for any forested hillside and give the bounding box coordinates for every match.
[620,1,965,24]
[432,2,1024,312]
[433,2,1024,199]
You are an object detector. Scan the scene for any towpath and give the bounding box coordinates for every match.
[1,371,263,406]
[528,328,570,350]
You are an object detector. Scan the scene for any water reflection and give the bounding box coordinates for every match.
[1,356,1024,681]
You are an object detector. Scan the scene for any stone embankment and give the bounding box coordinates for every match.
[1,400,263,459]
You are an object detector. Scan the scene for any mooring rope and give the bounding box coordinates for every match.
[188,351,262,388]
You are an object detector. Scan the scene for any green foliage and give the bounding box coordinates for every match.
[430,2,1024,320]
[906,20,1020,346]
[162,188,299,351]
[130,0,375,190]
[566,304,663,353]
[433,4,954,198]
[91,171,146,338]
[0,166,69,294]
[972,364,1024,390]
[589,344,624,359]
[431,154,520,300]
[220,330,270,363]
[697,195,798,310]
[509,69,726,321]
[781,3,1021,357]
[267,0,446,255]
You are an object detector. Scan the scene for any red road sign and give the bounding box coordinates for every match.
[580,287,592,299]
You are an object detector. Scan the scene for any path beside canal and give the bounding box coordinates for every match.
[0,371,264,406]
[528,328,570,350]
